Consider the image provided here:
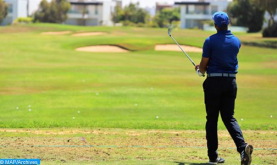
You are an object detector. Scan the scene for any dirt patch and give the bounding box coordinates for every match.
[41,31,72,35]
[76,45,129,53]
[72,32,107,37]
[0,129,276,164]
[155,44,202,52]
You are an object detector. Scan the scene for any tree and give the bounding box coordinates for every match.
[0,0,8,24]
[153,7,180,28]
[227,0,265,32]
[112,6,123,24]
[34,0,50,23]
[252,0,277,26]
[34,0,70,23]
[54,0,70,23]
[251,0,277,37]
[112,2,149,25]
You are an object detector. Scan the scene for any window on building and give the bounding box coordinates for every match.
[68,5,85,14]
[187,5,207,14]
[95,5,98,15]
[8,4,13,13]
[186,19,203,29]
[187,5,195,14]
[195,5,207,14]
[211,6,218,14]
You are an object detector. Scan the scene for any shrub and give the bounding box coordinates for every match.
[263,24,277,37]
[13,17,33,24]
[136,22,145,27]
[122,20,133,26]
[171,20,180,28]
[146,21,159,28]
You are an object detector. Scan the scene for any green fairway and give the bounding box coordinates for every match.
[0,24,276,130]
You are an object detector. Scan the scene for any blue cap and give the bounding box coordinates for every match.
[212,11,229,27]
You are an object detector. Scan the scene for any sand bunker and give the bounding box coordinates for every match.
[72,32,107,37]
[76,45,129,53]
[155,44,202,52]
[41,31,72,35]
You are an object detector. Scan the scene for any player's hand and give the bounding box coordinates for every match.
[196,69,205,77]
[195,64,200,71]
[195,64,205,77]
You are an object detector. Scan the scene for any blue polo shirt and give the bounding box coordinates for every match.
[202,30,240,74]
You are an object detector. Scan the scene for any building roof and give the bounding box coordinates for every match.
[156,2,173,7]
[174,2,210,5]
[156,2,173,12]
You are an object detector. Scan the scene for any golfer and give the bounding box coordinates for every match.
[195,11,253,165]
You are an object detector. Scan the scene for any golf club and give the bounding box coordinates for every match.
[168,26,196,67]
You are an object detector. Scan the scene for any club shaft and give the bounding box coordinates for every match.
[169,35,196,67]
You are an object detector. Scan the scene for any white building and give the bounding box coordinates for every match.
[1,0,120,26]
[66,0,121,26]
[1,0,41,25]
[175,0,229,29]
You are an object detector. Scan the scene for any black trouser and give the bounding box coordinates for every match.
[203,77,246,160]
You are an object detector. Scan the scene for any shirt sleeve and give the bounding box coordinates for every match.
[202,37,211,58]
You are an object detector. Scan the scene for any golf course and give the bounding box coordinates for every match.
[0,24,276,164]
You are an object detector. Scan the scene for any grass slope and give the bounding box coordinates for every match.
[0,24,276,130]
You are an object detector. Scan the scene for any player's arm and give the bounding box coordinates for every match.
[198,57,209,74]
[195,37,210,75]
[195,57,209,76]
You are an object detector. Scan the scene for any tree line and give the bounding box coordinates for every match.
[0,0,276,37]
[227,0,277,37]
[112,2,180,28]
[33,0,70,23]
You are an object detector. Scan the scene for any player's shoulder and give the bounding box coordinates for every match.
[204,34,217,44]
[233,35,240,41]
[231,34,241,43]
[228,31,240,39]
[208,33,218,40]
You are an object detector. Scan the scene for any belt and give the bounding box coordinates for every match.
[207,73,236,77]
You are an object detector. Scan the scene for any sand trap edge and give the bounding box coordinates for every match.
[41,31,72,35]
[72,32,108,37]
[155,44,202,52]
[76,45,130,53]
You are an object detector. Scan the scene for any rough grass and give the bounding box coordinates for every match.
[0,129,276,165]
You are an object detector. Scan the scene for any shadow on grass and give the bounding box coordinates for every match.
[174,162,210,165]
